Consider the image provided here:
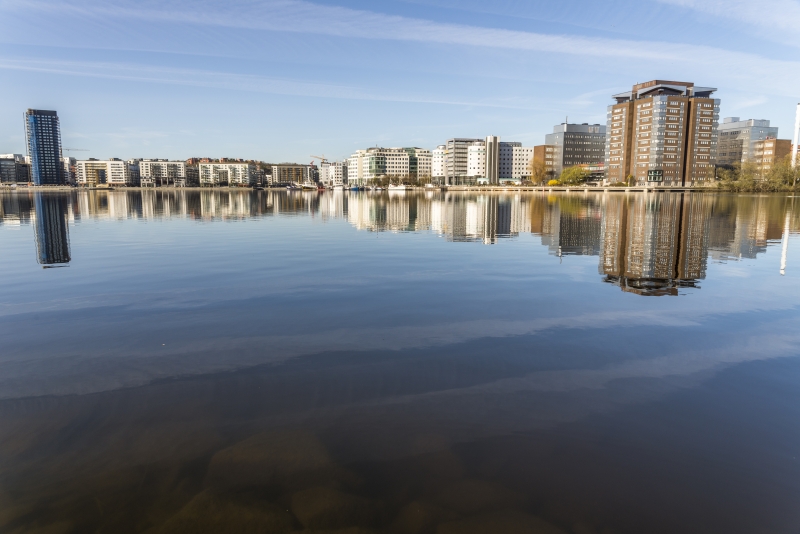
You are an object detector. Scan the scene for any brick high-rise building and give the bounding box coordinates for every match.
[605,80,720,187]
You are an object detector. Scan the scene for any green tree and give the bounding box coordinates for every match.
[558,166,590,185]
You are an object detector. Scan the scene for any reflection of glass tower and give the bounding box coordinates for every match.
[599,193,710,296]
[33,194,71,266]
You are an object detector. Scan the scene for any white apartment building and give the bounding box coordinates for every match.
[347,147,431,185]
[76,159,137,186]
[199,162,255,186]
[318,161,348,187]
[140,159,187,186]
[448,137,532,184]
[61,157,76,185]
[511,146,534,181]
[467,143,486,177]
[432,145,447,179]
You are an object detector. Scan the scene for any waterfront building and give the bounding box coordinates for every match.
[140,160,188,186]
[752,138,791,175]
[439,138,483,185]
[605,80,719,186]
[717,118,779,167]
[462,137,533,185]
[347,147,431,186]
[319,161,348,187]
[545,123,606,177]
[61,157,76,185]
[24,109,65,185]
[0,154,30,183]
[271,164,311,185]
[432,146,447,181]
[532,145,557,179]
[510,145,534,182]
[200,162,256,186]
[467,142,487,179]
[76,159,139,186]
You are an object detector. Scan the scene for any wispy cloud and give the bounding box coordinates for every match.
[0,56,546,109]
[5,0,800,96]
[657,0,800,46]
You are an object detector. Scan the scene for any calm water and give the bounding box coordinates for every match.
[1,190,800,534]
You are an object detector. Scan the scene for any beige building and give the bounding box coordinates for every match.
[139,160,188,186]
[532,145,557,179]
[347,147,431,186]
[199,162,255,186]
[605,80,720,186]
[752,138,791,175]
[76,159,138,186]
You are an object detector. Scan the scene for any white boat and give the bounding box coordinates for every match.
[388,184,408,191]
[301,182,317,190]
[332,184,344,190]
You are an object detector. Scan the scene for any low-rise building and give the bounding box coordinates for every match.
[347,147,431,185]
[61,157,76,185]
[319,161,348,186]
[532,145,557,180]
[752,138,791,175]
[461,137,533,184]
[140,159,188,186]
[717,118,778,167]
[467,143,486,178]
[271,164,310,185]
[0,154,30,183]
[199,162,256,186]
[545,123,606,177]
[76,159,138,186]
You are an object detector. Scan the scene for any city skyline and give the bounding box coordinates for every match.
[2,0,800,162]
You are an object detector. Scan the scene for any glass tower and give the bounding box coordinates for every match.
[25,109,65,185]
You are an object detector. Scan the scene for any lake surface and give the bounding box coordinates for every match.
[1,189,799,534]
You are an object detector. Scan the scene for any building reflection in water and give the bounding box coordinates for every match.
[599,193,710,296]
[33,193,71,267]
[1,189,796,292]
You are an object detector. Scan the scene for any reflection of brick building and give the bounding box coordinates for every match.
[599,193,710,295]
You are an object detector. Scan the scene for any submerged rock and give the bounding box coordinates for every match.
[431,479,524,515]
[291,486,376,530]
[204,430,347,492]
[436,509,567,534]
[149,490,296,534]
[390,500,453,534]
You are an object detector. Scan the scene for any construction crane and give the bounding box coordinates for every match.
[310,154,328,165]
[63,148,89,152]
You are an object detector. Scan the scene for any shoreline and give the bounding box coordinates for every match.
[0,184,794,194]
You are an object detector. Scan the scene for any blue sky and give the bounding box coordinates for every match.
[1,0,799,163]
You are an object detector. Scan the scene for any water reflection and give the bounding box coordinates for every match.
[33,194,71,267]
[2,190,796,290]
[2,190,800,534]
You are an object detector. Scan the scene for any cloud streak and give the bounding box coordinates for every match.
[5,0,800,96]
[0,56,546,109]
[657,0,800,46]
